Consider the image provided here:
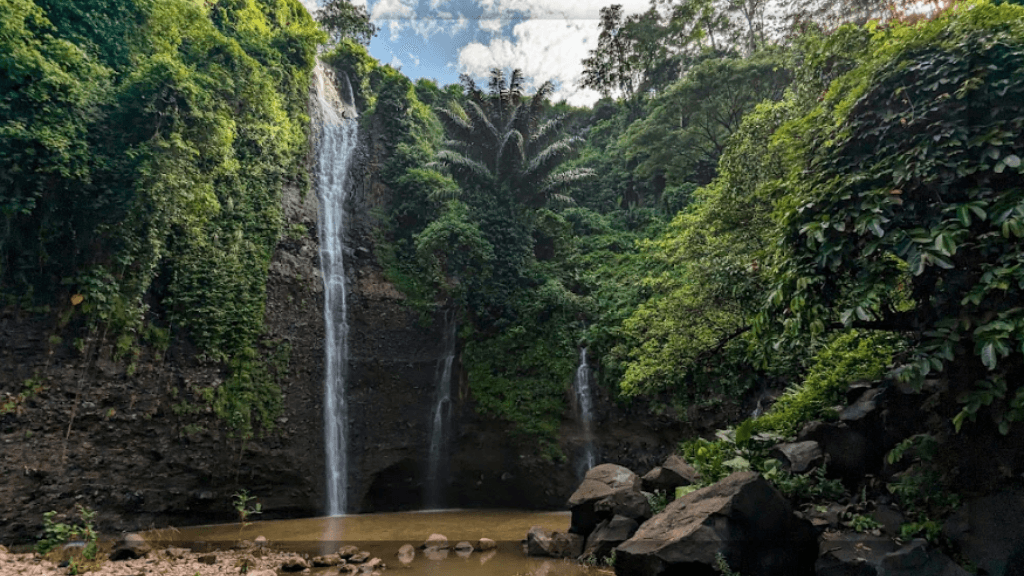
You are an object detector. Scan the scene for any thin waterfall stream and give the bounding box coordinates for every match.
[572,347,596,477]
[426,310,457,508]
[311,62,358,516]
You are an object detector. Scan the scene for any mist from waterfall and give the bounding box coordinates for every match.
[573,347,596,478]
[425,310,457,508]
[312,62,358,516]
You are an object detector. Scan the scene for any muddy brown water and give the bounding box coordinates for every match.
[164,509,608,576]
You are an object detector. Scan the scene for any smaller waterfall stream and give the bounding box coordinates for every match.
[426,310,457,508]
[572,348,596,477]
[312,62,359,517]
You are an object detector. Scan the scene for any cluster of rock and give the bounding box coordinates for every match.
[391,534,498,566]
[107,533,387,575]
[524,380,1024,576]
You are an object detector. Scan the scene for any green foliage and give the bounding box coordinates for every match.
[753,331,899,436]
[314,0,376,46]
[715,552,742,576]
[621,49,792,189]
[845,513,882,533]
[646,490,669,515]
[462,282,581,454]
[232,489,262,528]
[760,2,1024,434]
[1,0,321,436]
[615,98,799,401]
[36,505,97,555]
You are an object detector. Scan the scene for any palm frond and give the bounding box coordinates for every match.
[436,149,495,183]
[465,100,500,149]
[537,168,595,197]
[497,129,525,177]
[523,138,579,182]
[529,80,555,119]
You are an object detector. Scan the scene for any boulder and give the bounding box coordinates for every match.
[109,533,150,560]
[397,544,415,565]
[526,526,556,557]
[423,533,449,550]
[582,515,639,560]
[880,539,971,576]
[814,532,896,576]
[614,471,817,576]
[476,538,497,551]
[771,441,823,473]
[197,554,217,565]
[641,455,699,493]
[526,526,582,558]
[254,535,268,548]
[942,489,1024,576]
[798,420,884,486]
[568,463,648,536]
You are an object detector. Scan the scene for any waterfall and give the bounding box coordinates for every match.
[312,62,358,516]
[425,310,457,508]
[573,347,596,477]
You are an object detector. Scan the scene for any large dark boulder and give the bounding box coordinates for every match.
[583,515,639,561]
[641,455,699,494]
[814,532,896,576]
[568,463,649,536]
[880,539,971,576]
[614,471,816,576]
[943,489,1024,576]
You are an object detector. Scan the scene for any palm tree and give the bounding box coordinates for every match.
[433,69,592,210]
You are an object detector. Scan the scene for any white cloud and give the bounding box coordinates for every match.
[408,52,422,66]
[371,0,418,21]
[390,55,404,68]
[474,0,648,20]
[457,18,603,106]
[478,18,503,32]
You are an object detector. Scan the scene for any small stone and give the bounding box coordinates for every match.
[454,541,473,552]
[254,536,268,548]
[197,554,217,565]
[313,554,343,567]
[338,545,360,558]
[476,538,497,551]
[348,551,371,563]
[280,554,310,572]
[423,534,449,549]
[397,544,415,565]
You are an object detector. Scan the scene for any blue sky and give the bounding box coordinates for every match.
[300,0,652,105]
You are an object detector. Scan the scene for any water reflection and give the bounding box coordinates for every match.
[165,510,602,576]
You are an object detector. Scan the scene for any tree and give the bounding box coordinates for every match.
[761,2,1024,434]
[315,0,376,45]
[620,48,792,190]
[434,69,592,210]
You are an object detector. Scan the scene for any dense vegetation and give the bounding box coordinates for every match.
[336,0,1024,465]
[4,0,1022,482]
[1,0,323,436]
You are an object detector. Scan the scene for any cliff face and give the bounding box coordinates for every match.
[0,110,695,545]
[0,180,327,543]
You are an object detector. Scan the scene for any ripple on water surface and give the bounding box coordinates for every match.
[166,509,606,576]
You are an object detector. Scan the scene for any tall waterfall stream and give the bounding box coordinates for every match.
[426,310,457,508]
[312,62,358,516]
[572,347,596,477]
